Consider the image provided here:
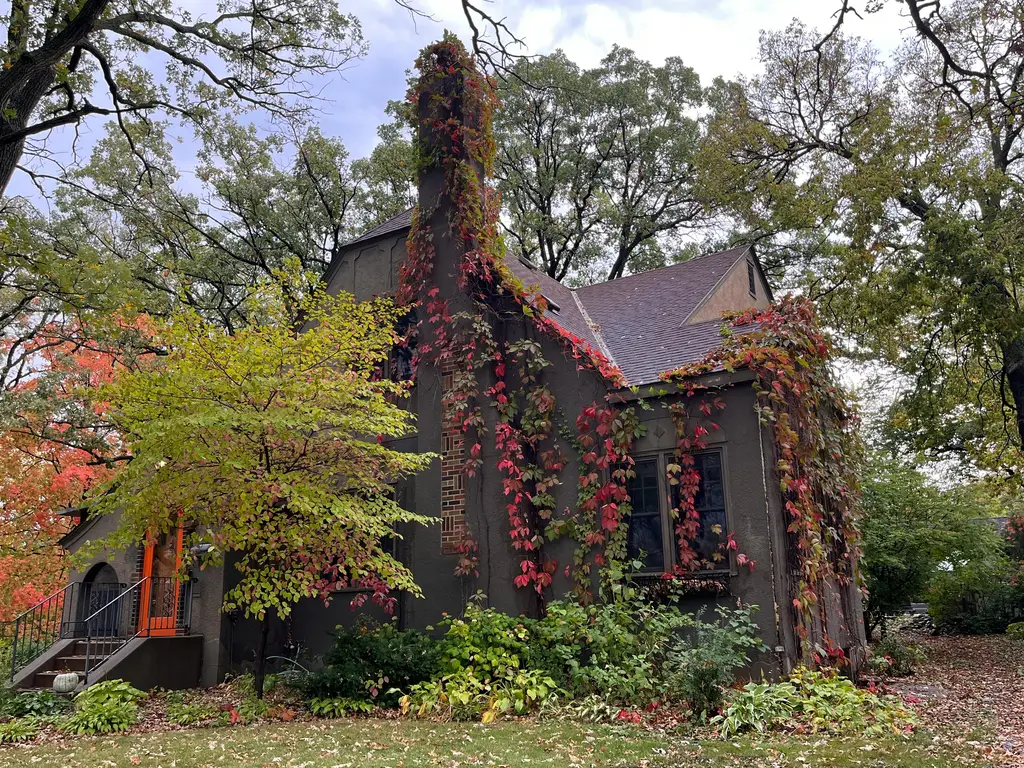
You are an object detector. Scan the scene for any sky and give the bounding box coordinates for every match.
[316,0,909,159]
[8,0,910,202]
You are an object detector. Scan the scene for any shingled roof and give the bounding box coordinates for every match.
[337,209,762,386]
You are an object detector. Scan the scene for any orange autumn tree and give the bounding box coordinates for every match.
[0,329,125,618]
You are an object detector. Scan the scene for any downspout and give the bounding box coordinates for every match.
[758,415,785,673]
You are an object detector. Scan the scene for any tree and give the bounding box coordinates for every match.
[495,52,608,282]
[701,3,1024,476]
[859,458,998,636]
[495,47,709,283]
[0,327,124,619]
[352,102,417,230]
[92,271,434,697]
[0,0,368,198]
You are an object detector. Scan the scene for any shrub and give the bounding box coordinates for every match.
[400,666,561,723]
[0,690,70,718]
[1006,622,1024,640]
[928,553,1024,634]
[870,637,925,677]
[58,679,145,735]
[299,619,443,706]
[715,667,915,738]
[308,697,374,718]
[75,679,146,707]
[166,696,220,727]
[59,700,138,734]
[532,588,697,704]
[0,717,40,744]
[664,605,767,718]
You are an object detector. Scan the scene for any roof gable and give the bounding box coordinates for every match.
[329,210,763,386]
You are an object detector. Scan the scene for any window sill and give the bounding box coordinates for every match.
[629,571,731,598]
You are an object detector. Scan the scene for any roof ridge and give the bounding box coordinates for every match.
[575,244,751,294]
[570,289,619,369]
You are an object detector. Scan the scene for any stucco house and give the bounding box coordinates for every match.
[10,39,865,691]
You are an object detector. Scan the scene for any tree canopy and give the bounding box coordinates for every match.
[91,271,434,696]
[701,0,1024,477]
[495,46,710,284]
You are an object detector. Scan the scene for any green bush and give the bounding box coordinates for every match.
[1006,622,1024,640]
[166,694,220,727]
[928,553,1024,635]
[0,690,71,718]
[58,679,146,735]
[392,589,767,722]
[0,717,40,744]
[308,697,374,718]
[400,666,562,722]
[714,667,915,738]
[664,605,767,718]
[299,619,443,706]
[59,700,138,734]
[75,679,146,707]
[870,636,925,677]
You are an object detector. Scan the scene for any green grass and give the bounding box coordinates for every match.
[0,719,986,768]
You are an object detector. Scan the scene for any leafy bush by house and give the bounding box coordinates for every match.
[664,604,767,717]
[0,689,70,718]
[869,637,925,677]
[58,679,146,735]
[1007,622,1024,640]
[299,619,443,706]
[165,692,221,727]
[392,589,766,722]
[308,697,374,718]
[715,667,915,738]
[59,701,139,734]
[0,717,40,743]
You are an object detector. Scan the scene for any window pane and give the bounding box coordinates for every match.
[673,451,729,570]
[626,459,663,570]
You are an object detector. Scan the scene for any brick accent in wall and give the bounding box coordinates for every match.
[440,363,467,555]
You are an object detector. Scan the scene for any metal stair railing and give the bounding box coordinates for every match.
[81,577,193,684]
[3,581,126,682]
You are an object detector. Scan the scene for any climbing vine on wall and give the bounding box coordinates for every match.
[661,297,864,659]
[398,35,640,600]
[397,37,861,635]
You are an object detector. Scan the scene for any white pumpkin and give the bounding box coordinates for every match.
[52,672,79,694]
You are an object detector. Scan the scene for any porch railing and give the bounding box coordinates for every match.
[80,577,193,684]
[3,581,126,681]
[3,577,191,684]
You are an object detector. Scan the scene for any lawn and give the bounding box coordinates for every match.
[0,719,988,768]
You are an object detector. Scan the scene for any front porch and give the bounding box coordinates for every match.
[3,576,195,691]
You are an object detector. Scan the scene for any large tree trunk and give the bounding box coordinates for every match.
[1002,338,1024,451]
[0,0,111,198]
[253,614,271,700]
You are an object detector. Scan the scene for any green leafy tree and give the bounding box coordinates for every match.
[495,47,709,283]
[92,271,434,698]
[0,0,368,198]
[860,457,1001,636]
[701,2,1024,476]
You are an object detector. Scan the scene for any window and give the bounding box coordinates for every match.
[685,452,728,568]
[626,459,664,570]
[625,450,730,573]
[747,262,757,297]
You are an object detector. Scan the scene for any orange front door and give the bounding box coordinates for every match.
[138,529,183,636]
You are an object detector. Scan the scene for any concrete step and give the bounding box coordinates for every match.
[48,655,91,672]
[70,639,121,656]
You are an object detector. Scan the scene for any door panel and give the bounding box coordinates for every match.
[139,529,183,636]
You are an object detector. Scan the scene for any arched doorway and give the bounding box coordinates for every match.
[74,563,124,637]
